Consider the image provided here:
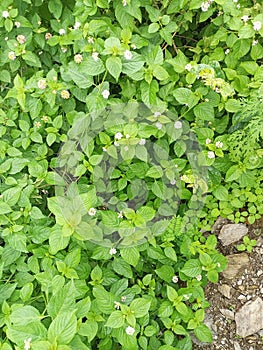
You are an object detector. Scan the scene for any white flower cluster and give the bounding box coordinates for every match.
[253,21,262,31]
[201,0,214,12]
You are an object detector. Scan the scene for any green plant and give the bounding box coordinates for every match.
[237,235,257,253]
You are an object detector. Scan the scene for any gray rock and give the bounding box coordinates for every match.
[218,223,248,246]
[220,308,235,320]
[218,284,231,299]
[235,297,263,337]
[222,253,249,280]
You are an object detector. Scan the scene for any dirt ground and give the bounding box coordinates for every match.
[192,217,263,350]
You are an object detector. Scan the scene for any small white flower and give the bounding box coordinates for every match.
[174,120,182,129]
[124,50,133,60]
[215,141,223,148]
[156,122,162,130]
[139,138,146,145]
[61,47,67,53]
[88,36,94,44]
[15,21,21,28]
[37,79,47,89]
[241,15,249,22]
[8,51,16,60]
[196,274,202,281]
[233,0,238,2]
[207,151,215,159]
[131,43,137,49]
[59,28,66,35]
[74,54,83,64]
[92,51,99,61]
[201,2,210,12]
[2,10,9,18]
[114,301,121,309]
[115,132,123,140]
[185,63,192,71]
[225,48,230,55]
[34,121,41,128]
[109,247,117,255]
[172,275,178,283]
[121,295,127,301]
[122,0,127,6]
[88,207,96,216]
[170,179,176,185]
[24,337,32,350]
[236,4,240,9]
[125,134,130,139]
[183,294,190,300]
[17,35,26,44]
[74,21,81,29]
[114,141,120,147]
[126,326,135,336]
[153,111,161,118]
[206,138,211,144]
[118,211,123,218]
[252,39,258,46]
[102,89,110,99]
[61,90,70,99]
[102,147,107,152]
[253,21,262,31]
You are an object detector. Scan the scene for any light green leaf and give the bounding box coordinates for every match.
[48,311,77,345]
[106,56,122,80]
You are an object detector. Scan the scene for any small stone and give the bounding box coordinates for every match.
[211,216,228,234]
[235,297,263,337]
[237,279,242,285]
[218,284,231,299]
[222,253,249,280]
[233,342,242,350]
[219,223,248,246]
[220,308,235,320]
[257,270,263,277]
[238,294,246,301]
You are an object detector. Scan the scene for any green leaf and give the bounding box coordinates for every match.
[10,306,40,326]
[120,247,140,267]
[0,283,17,303]
[212,186,228,201]
[92,285,115,314]
[194,103,214,122]
[130,298,151,318]
[155,265,174,283]
[112,257,133,278]
[0,201,12,215]
[173,88,199,108]
[181,259,202,277]
[78,320,98,342]
[152,65,169,80]
[146,165,163,178]
[106,56,122,80]
[101,211,119,228]
[48,311,77,345]
[207,270,218,283]
[194,323,213,343]
[225,165,243,182]
[48,0,63,19]
[148,22,160,33]
[105,311,124,328]
[140,80,159,105]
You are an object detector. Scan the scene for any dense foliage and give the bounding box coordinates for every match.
[0,0,262,349]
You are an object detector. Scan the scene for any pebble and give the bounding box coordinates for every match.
[257,270,263,276]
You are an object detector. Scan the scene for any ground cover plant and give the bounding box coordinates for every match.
[0,0,263,349]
